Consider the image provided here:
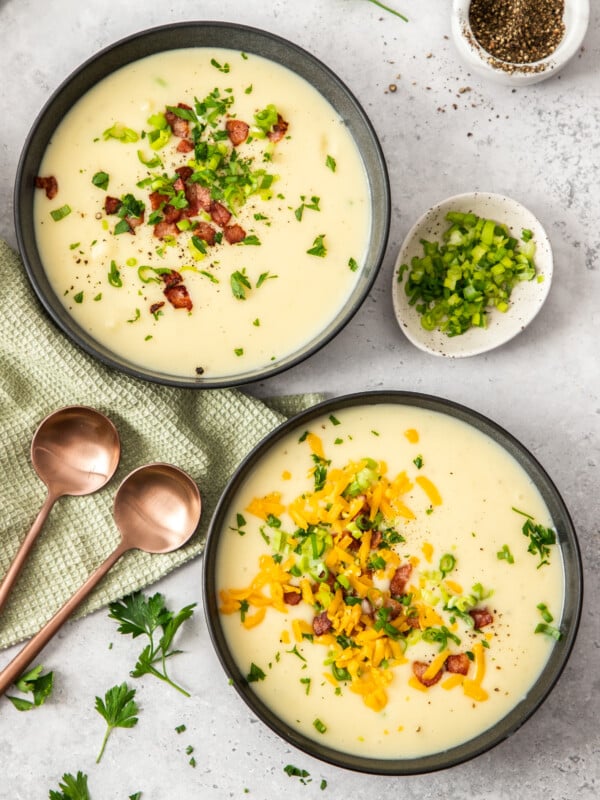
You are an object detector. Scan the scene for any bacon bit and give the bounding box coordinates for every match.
[175,166,194,182]
[150,301,165,315]
[312,610,332,636]
[210,201,232,228]
[160,271,192,310]
[413,661,443,688]
[469,607,494,630]
[384,597,404,620]
[223,224,246,244]
[390,563,413,596]
[173,177,186,193]
[226,118,250,146]
[164,283,192,310]
[161,270,184,289]
[176,138,194,153]
[185,183,212,214]
[34,175,58,199]
[165,104,191,138]
[126,212,145,232]
[446,653,471,675]
[194,221,216,246]
[149,191,169,211]
[267,114,289,142]
[104,196,122,215]
[370,530,383,549]
[153,221,180,239]
[162,204,181,225]
[283,590,302,606]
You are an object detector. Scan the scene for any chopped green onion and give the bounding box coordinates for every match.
[108,260,122,288]
[439,553,456,576]
[399,211,537,337]
[536,602,554,623]
[535,622,562,641]
[313,718,327,734]
[102,122,139,143]
[497,544,514,563]
[50,204,71,221]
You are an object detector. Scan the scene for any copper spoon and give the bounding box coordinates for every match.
[0,462,201,697]
[0,406,121,614]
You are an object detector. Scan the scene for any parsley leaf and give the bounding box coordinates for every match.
[48,771,91,800]
[95,682,139,763]
[91,171,109,190]
[247,662,266,682]
[7,664,53,711]
[230,269,252,300]
[108,591,196,696]
[307,234,327,257]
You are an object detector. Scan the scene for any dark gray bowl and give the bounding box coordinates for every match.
[14,22,390,388]
[203,390,582,775]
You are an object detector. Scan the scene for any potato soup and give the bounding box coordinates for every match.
[33,48,371,378]
[215,403,565,759]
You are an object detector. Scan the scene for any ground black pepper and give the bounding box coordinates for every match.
[469,0,565,65]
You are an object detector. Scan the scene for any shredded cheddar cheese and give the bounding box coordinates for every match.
[220,434,495,712]
[404,428,419,443]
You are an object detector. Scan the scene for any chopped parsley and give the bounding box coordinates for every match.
[307,234,327,257]
[513,508,556,567]
[246,662,266,682]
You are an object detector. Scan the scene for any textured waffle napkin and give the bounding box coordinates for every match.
[0,239,321,649]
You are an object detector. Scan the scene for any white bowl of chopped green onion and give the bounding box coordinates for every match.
[392,192,553,357]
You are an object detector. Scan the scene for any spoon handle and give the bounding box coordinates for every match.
[0,491,58,615]
[0,541,129,697]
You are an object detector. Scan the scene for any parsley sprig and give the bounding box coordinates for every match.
[108,591,196,696]
[49,771,91,800]
[95,682,139,763]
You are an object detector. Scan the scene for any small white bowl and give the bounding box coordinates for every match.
[451,0,590,86]
[392,192,553,358]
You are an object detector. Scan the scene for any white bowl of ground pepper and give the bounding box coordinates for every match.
[451,0,590,86]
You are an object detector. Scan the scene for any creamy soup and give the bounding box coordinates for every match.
[33,48,371,378]
[215,403,565,759]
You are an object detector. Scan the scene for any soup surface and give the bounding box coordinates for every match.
[215,403,565,759]
[34,48,371,378]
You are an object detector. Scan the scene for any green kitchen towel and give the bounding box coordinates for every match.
[0,239,321,649]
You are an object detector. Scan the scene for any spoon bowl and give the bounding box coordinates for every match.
[0,406,121,614]
[31,405,121,497]
[114,463,202,554]
[0,462,201,697]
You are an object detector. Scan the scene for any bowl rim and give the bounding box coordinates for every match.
[202,389,583,775]
[391,191,554,358]
[14,21,390,388]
